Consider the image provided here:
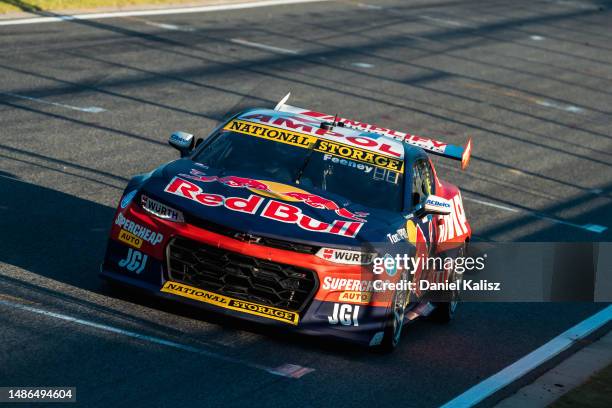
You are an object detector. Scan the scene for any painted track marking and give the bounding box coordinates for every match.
[230,38,299,55]
[441,305,612,408]
[0,298,314,379]
[1,92,105,113]
[0,0,329,26]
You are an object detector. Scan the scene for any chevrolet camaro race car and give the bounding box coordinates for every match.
[101,94,473,350]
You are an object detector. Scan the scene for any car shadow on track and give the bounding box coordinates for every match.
[0,174,409,357]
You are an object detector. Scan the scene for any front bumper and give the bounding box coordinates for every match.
[100,204,390,347]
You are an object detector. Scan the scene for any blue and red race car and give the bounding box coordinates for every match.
[101,94,473,350]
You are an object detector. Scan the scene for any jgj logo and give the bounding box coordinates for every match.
[119,248,148,274]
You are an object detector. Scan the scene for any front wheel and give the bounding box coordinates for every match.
[379,272,409,352]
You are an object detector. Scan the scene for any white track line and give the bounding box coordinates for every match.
[230,38,299,54]
[1,92,105,113]
[144,21,195,31]
[441,305,612,408]
[0,0,329,26]
[464,196,607,233]
[0,298,314,379]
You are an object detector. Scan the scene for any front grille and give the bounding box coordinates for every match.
[166,237,318,312]
[183,213,319,254]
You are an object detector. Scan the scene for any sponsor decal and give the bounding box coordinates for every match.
[164,177,365,238]
[315,248,376,265]
[118,229,142,249]
[141,194,184,222]
[323,154,373,173]
[118,248,147,274]
[322,277,381,292]
[169,131,193,149]
[114,213,164,246]
[328,303,360,326]
[437,194,469,243]
[241,113,405,158]
[161,281,299,325]
[120,190,137,209]
[315,139,403,172]
[225,119,404,173]
[296,110,448,154]
[387,227,408,244]
[338,291,372,304]
[180,169,368,222]
[425,199,451,208]
[224,119,317,148]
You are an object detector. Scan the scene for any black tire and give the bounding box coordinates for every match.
[429,243,465,323]
[379,271,409,352]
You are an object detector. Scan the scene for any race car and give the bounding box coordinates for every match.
[100,93,472,350]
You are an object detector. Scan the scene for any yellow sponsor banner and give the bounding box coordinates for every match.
[224,119,404,173]
[314,139,404,172]
[224,120,317,149]
[118,229,143,249]
[338,291,372,304]
[161,281,299,325]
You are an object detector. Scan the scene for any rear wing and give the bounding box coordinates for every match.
[274,93,472,170]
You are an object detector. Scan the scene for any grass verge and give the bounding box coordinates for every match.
[550,363,612,408]
[0,0,205,14]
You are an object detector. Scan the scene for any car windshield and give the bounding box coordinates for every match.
[193,130,404,211]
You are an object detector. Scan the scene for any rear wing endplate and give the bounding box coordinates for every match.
[275,93,472,170]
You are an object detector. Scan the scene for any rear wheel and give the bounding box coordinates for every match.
[430,243,465,323]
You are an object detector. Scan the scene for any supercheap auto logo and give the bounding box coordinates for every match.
[225,120,404,173]
[164,176,365,238]
[161,281,299,325]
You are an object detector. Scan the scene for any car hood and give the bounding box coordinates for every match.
[138,159,405,248]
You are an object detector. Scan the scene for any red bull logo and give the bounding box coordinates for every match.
[164,177,364,238]
[180,169,368,222]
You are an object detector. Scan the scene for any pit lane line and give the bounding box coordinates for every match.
[440,305,612,408]
[0,0,330,26]
[0,297,315,379]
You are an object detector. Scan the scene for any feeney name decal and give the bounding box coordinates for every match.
[164,177,364,238]
[226,119,404,173]
[161,281,299,325]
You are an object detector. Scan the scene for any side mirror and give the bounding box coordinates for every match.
[414,195,452,217]
[169,131,195,157]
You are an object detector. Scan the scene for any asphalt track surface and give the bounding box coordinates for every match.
[0,0,611,407]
